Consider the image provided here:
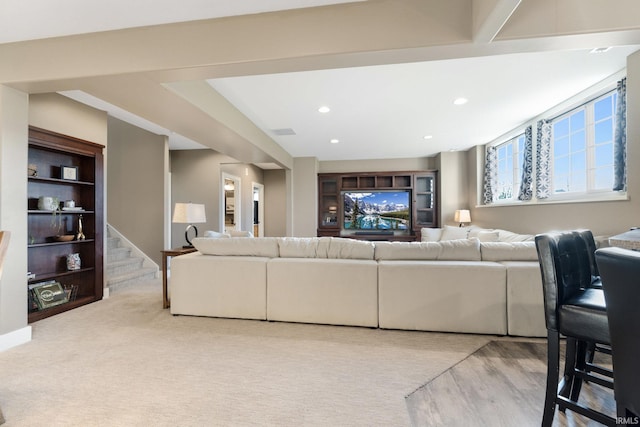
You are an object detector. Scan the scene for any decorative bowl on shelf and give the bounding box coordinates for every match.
[53,235,75,242]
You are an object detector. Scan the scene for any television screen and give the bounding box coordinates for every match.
[343,191,410,231]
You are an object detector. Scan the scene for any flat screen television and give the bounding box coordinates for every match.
[342,190,410,233]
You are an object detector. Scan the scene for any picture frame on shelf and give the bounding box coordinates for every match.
[61,165,78,181]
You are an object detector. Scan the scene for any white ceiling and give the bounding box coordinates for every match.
[208,47,636,160]
[3,1,640,164]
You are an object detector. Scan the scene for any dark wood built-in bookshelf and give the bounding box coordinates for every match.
[318,171,438,241]
[27,126,104,322]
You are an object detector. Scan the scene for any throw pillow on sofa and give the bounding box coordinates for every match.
[439,225,470,241]
[421,227,443,242]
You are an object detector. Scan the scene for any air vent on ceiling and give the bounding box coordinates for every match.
[271,128,296,136]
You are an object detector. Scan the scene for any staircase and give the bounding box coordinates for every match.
[106,234,158,292]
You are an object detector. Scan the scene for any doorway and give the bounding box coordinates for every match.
[252,182,265,237]
[221,173,241,234]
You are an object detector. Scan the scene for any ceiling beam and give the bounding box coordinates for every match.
[473,0,522,43]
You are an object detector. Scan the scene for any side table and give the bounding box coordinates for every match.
[161,247,197,308]
[609,228,640,251]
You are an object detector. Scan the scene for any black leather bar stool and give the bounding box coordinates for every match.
[595,247,640,421]
[535,231,615,426]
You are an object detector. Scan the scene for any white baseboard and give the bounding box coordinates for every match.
[0,325,32,352]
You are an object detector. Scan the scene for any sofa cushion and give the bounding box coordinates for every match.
[278,237,332,258]
[326,238,375,260]
[374,238,481,261]
[192,237,279,257]
[481,241,538,261]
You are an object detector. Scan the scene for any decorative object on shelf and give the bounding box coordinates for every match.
[66,253,81,271]
[454,209,471,227]
[63,284,79,302]
[37,196,58,211]
[60,165,78,181]
[28,163,38,177]
[64,200,75,208]
[53,235,75,242]
[38,196,63,232]
[29,281,69,309]
[172,202,207,248]
[76,214,85,240]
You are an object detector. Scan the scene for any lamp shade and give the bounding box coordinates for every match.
[172,203,206,224]
[454,209,471,223]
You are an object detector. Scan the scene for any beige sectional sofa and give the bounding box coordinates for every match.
[169,232,546,337]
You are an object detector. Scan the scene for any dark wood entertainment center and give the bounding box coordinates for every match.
[317,171,438,241]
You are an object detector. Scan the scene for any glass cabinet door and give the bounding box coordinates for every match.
[413,173,437,229]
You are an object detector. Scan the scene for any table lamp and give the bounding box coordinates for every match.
[172,202,206,248]
[454,209,471,227]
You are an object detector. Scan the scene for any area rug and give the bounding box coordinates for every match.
[0,279,491,426]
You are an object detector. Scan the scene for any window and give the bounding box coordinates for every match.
[551,91,617,195]
[494,134,526,201]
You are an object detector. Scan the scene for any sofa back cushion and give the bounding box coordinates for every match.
[326,238,375,260]
[192,237,280,257]
[278,237,331,258]
[480,241,538,261]
[375,238,481,261]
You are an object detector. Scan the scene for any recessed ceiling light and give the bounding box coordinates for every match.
[453,98,468,106]
[423,135,433,140]
[318,106,331,113]
[590,47,611,54]
[330,139,339,144]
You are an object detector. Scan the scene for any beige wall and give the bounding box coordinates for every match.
[263,169,288,237]
[29,93,108,146]
[292,157,318,237]
[107,117,167,265]
[467,51,640,237]
[0,86,29,340]
[435,151,468,227]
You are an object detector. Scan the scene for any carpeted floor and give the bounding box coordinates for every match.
[0,279,493,426]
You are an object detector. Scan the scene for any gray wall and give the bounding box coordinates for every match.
[263,169,288,237]
[220,162,265,234]
[170,150,265,245]
[107,117,166,265]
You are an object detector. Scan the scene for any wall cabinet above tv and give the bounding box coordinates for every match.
[317,171,438,241]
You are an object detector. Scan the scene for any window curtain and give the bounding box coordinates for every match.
[536,119,552,199]
[517,125,533,200]
[482,146,497,204]
[613,77,627,191]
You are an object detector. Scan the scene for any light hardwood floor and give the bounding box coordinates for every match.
[406,339,615,427]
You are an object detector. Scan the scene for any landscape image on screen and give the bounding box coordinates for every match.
[343,191,410,231]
